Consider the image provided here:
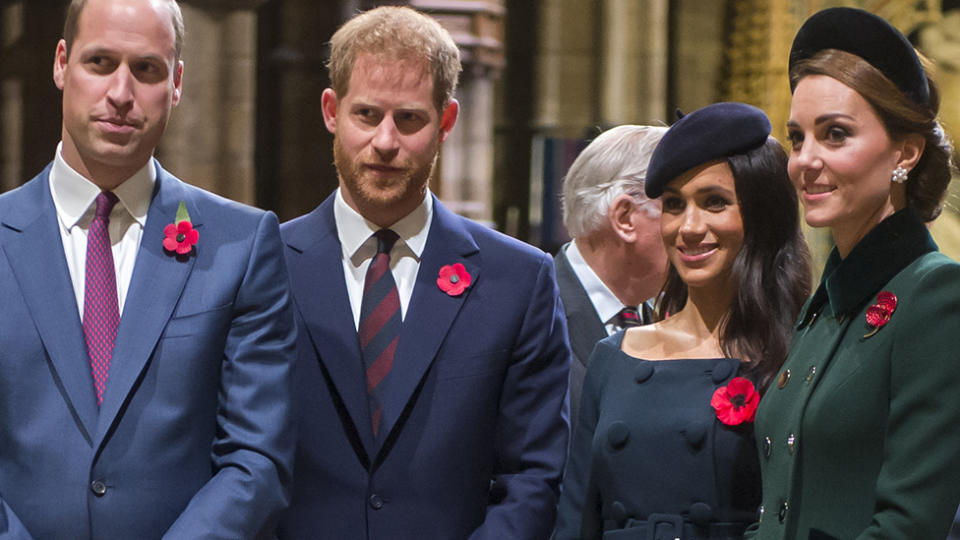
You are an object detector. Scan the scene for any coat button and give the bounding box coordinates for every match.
[689,502,713,525]
[606,421,630,450]
[609,500,627,521]
[634,363,654,383]
[777,369,791,389]
[805,365,817,384]
[787,433,797,455]
[711,361,732,383]
[778,500,788,523]
[369,494,384,510]
[91,480,107,496]
[762,437,772,458]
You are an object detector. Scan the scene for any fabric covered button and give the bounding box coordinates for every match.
[689,502,713,525]
[682,422,706,450]
[762,437,772,458]
[607,422,630,450]
[609,500,628,521]
[634,363,654,383]
[711,361,732,383]
[369,494,384,510]
[777,369,791,389]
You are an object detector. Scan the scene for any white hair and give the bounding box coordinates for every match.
[561,125,668,238]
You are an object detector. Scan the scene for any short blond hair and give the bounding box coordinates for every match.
[328,6,461,113]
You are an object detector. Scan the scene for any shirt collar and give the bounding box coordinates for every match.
[566,239,625,325]
[49,143,155,230]
[333,188,433,262]
[798,208,937,327]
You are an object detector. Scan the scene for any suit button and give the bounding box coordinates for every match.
[778,500,788,523]
[777,369,791,389]
[91,480,107,496]
[369,494,384,510]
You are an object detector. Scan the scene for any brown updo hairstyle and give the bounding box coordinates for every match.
[790,49,956,221]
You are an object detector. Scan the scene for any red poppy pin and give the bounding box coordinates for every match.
[711,377,759,426]
[437,263,471,296]
[163,201,198,256]
[863,290,896,338]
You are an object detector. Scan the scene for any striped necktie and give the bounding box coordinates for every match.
[84,191,120,406]
[358,229,401,438]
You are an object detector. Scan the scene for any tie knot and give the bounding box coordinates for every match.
[373,229,399,256]
[94,191,119,220]
[616,306,643,328]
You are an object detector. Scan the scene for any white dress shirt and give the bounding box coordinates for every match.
[49,144,154,320]
[566,239,638,335]
[334,188,433,330]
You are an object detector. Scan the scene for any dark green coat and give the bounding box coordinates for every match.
[751,209,960,539]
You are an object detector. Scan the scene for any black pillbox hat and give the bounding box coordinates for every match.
[645,102,771,198]
[789,7,929,106]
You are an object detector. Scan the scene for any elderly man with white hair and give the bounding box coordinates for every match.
[556,125,669,430]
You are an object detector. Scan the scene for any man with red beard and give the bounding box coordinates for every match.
[277,6,570,540]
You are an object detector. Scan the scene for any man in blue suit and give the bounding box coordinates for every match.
[0,0,296,537]
[277,6,570,539]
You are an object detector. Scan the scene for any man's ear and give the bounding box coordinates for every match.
[895,133,926,173]
[321,88,339,134]
[608,193,639,242]
[438,98,458,142]
[171,60,184,106]
[53,39,67,90]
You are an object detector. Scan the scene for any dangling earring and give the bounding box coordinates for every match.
[892,166,909,184]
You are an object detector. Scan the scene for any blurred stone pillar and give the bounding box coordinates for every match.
[412,0,505,224]
[535,0,597,135]
[158,1,262,205]
[600,0,668,126]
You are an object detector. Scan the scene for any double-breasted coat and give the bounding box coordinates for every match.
[750,209,960,539]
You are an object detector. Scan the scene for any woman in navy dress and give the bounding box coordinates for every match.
[555,102,810,540]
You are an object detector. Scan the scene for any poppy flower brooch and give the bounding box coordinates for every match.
[437,263,471,296]
[711,377,759,426]
[163,201,198,257]
[863,291,896,339]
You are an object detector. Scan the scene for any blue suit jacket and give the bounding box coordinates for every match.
[277,194,571,540]
[0,162,296,539]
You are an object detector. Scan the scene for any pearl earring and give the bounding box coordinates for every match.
[892,166,909,184]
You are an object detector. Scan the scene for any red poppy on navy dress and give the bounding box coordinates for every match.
[163,201,199,256]
[863,290,896,338]
[711,376,759,426]
[437,263,471,296]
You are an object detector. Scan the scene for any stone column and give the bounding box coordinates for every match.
[158,2,261,205]
[600,0,669,125]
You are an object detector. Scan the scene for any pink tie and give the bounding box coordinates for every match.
[84,191,120,406]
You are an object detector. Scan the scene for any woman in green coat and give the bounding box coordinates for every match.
[751,7,960,540]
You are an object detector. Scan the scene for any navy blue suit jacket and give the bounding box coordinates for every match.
[277,194,571,539]
[0,162,296,539]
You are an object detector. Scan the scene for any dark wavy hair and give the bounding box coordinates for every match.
[656,138,811,391]
[790,49,956,221]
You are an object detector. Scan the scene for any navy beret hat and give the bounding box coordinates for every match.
[789,7,929,106]
[645,102,771,198]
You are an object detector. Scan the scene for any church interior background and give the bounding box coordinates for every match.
[2,0,959,276]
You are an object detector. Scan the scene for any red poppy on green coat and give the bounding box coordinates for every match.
[864,291,896,338]
[711,377,759,426]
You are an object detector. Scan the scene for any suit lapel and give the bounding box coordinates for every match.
[554,246,606,366]
[94,164,198,450]
[1,170,97,443]
[284,197,376,457]
[376,199,480,452]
